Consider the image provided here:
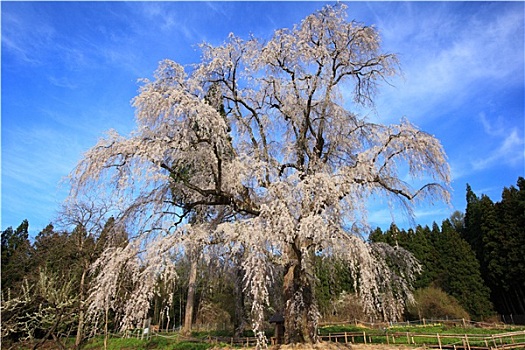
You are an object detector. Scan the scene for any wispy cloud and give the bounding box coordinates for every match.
[1,5,56,66]
[2,124,81,232]
[47,75,78,90]
[471,128,524,171]
[448,112,524,180]
[370,3,524,123]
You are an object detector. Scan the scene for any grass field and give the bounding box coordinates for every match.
[318,322,525,348]
[7,323,525,349]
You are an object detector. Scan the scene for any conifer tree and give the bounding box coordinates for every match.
[435,219,493,319]
[463,179,525,317]
[1,220,33,294]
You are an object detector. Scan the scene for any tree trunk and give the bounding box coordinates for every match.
[233,256,247,338]
[75,268,87,349]
[182,248,199,336]
[104,307,109,350]
[282,241,318,344]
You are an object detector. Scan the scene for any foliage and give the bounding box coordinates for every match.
[463,178,525,316]
[369,218,494,320]
[1,269,78,349]
[315,256,357,321]
[1,213,117,349]
[1,220,33,294]
[406,287,470,320]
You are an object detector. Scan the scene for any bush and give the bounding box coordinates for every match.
[407,287,470,320]
[321,291,365,323]
[194,300,232,329]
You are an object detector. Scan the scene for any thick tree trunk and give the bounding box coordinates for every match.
[282,242,318,344]
[182,248,199,336]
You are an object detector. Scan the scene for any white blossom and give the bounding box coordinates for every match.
[69,4,450,346]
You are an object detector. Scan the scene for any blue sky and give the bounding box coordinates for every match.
[2,1,524,237]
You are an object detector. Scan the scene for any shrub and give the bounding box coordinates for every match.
[321,291,365,323]
[407,287,470,320]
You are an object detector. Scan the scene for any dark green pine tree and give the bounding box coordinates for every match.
[409,225,438,290]
[463,186,499,288]
[314,254,355,317]
[371,218,493,320]
[492,178,525,315]
[1,220,34,294]
[370,224,437,291]
[368,226,387,244]
[463,184,484,259]
[462,178,525,317]
[33,223,77,278]
[478,195,500,285]
[433,219,493,319]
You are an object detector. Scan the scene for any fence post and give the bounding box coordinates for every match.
[465,334,471,350]
[437,333,442,350]
[363,331,367,344]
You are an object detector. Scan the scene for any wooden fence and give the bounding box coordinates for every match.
[319,318,511,330]
[318,330,525,350]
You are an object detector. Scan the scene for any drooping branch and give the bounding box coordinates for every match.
[68,4,450,346]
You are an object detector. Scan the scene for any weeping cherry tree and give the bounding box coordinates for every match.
[69,4,450,346]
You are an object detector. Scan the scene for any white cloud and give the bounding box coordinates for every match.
[1,6,56,66]
[449,113,524,179]
[370,3,524,123]
[472,128,524,171]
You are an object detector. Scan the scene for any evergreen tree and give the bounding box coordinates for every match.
[1,220,34,294]
[32,224,77,280]
[370,218,493,319]
[315,255,355,319]
[463,178,525,317]
[433,219,493,319]
[370,224,436,291]
[409,225,437,290]
[463,184,484,259]
[495,178,525,315]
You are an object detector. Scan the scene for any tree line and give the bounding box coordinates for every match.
[369,177,525,322]
[2,177,523,348]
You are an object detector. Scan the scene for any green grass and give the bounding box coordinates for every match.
[172,341,213,350]
[82,336,214,350]
[9,323,525,349]
[319,324,366,334]
[320,322,525,336]
[318,323,525,348]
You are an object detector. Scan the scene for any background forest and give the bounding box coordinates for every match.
[2,177,524,347]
